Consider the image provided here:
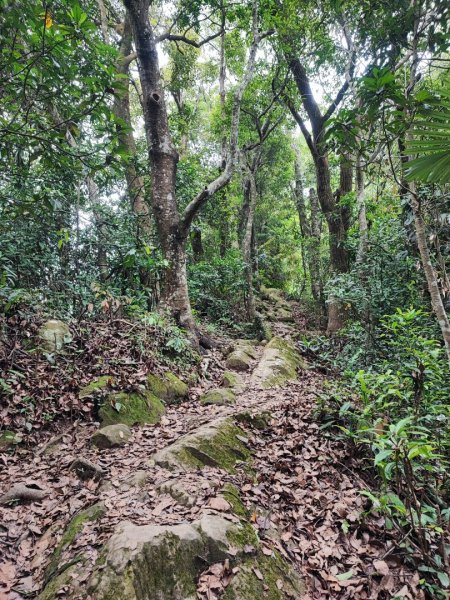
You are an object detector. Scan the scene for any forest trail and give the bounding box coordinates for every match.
[1,299,423,600]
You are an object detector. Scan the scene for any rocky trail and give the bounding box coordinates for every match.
[0,294,423,600]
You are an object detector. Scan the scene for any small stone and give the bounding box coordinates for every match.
[38,319,71,352]
[0,430,22,450]
[200,388,236,405]
[91,424,132,449]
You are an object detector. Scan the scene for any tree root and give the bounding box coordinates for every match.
[0,483,47,505]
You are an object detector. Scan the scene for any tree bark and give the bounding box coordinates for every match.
[241,166,258,321]
[124,0,262,336]
[410,188,450,368]
[286,56,353,332]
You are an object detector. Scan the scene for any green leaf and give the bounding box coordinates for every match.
[374,449,392,465]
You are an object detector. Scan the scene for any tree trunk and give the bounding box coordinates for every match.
[124,0,196,331]
[114,17,151,239]
[355,155,368,265]
[241,169,258,321]
[293,150,323,309]
[410,188,450,368]
[124,0,261,336]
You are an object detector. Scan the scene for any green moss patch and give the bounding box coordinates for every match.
[99,391,164,426]
[79,375,114,399]
[152,418,252,473]
[147,371,188,404]
[200,388,236,405]
[44,503,106,585]
[223,551,305,599]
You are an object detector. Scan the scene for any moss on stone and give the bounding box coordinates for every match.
[79,375,114,399]
[236,411,270,430]
[99,391,164,426]
[222,371,240,388]
[153,418,252,473]
[147,372,188,404]
[226,350,252,372]
[222,551,305,599]
[38,563,81,600]
[44,503,106,585]
[200,388,236,405]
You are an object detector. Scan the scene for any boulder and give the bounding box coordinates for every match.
[147,371,188,404]
[251,336,306,388]
[99,391,164,426]
[200,388,236,405]
[260,286,290,309]
[86,515,242,600]
[150,417,251,472]
[38,319,71,352]
[91,424,132,449]
[274,307,294,323]
[226,350,252,372]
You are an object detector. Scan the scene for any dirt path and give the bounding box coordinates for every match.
[0,308,422,599]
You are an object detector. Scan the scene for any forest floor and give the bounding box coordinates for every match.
[0,302,425,600]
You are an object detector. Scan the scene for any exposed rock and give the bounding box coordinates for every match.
[41,503,106,595]
[274,307,294,323]
[156,477,217,507]
[99,391,164,426]
[223,552,305,599]
[222,370,244,391]
[69,457,106,481]
[251,336,305,388]
[150,417,251,472]
[147,371,188,404]
[226,350,252,372]
[260,286,290,309]
[79,375,114,399]
[86,515,242,600]
[200,388,236,406]
[91,424,132,449]
[38,319,71,352]
[0,430,22,450]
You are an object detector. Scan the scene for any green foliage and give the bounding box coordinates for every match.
[188,251,249,327]
[320,308,450,592]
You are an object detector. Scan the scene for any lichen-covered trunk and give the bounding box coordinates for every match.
[125,0,195,332]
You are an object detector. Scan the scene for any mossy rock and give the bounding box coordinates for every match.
[274,307,294,323]
[43,502,106,586]
[86,515,242,600]
[200,388,236,406]
[236,411,270,431]
[223,551,305,599]
[79,375,114,400]
[0,430,22,450]
[222,371,244,390]
[226,350,252,372]
[99,391,164,426]
[251,337,306,388]
[147,371,188,405]
[151,417,251,472]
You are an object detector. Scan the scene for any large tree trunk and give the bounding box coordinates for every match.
[124,0,195,331]
[124,0,261,336]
